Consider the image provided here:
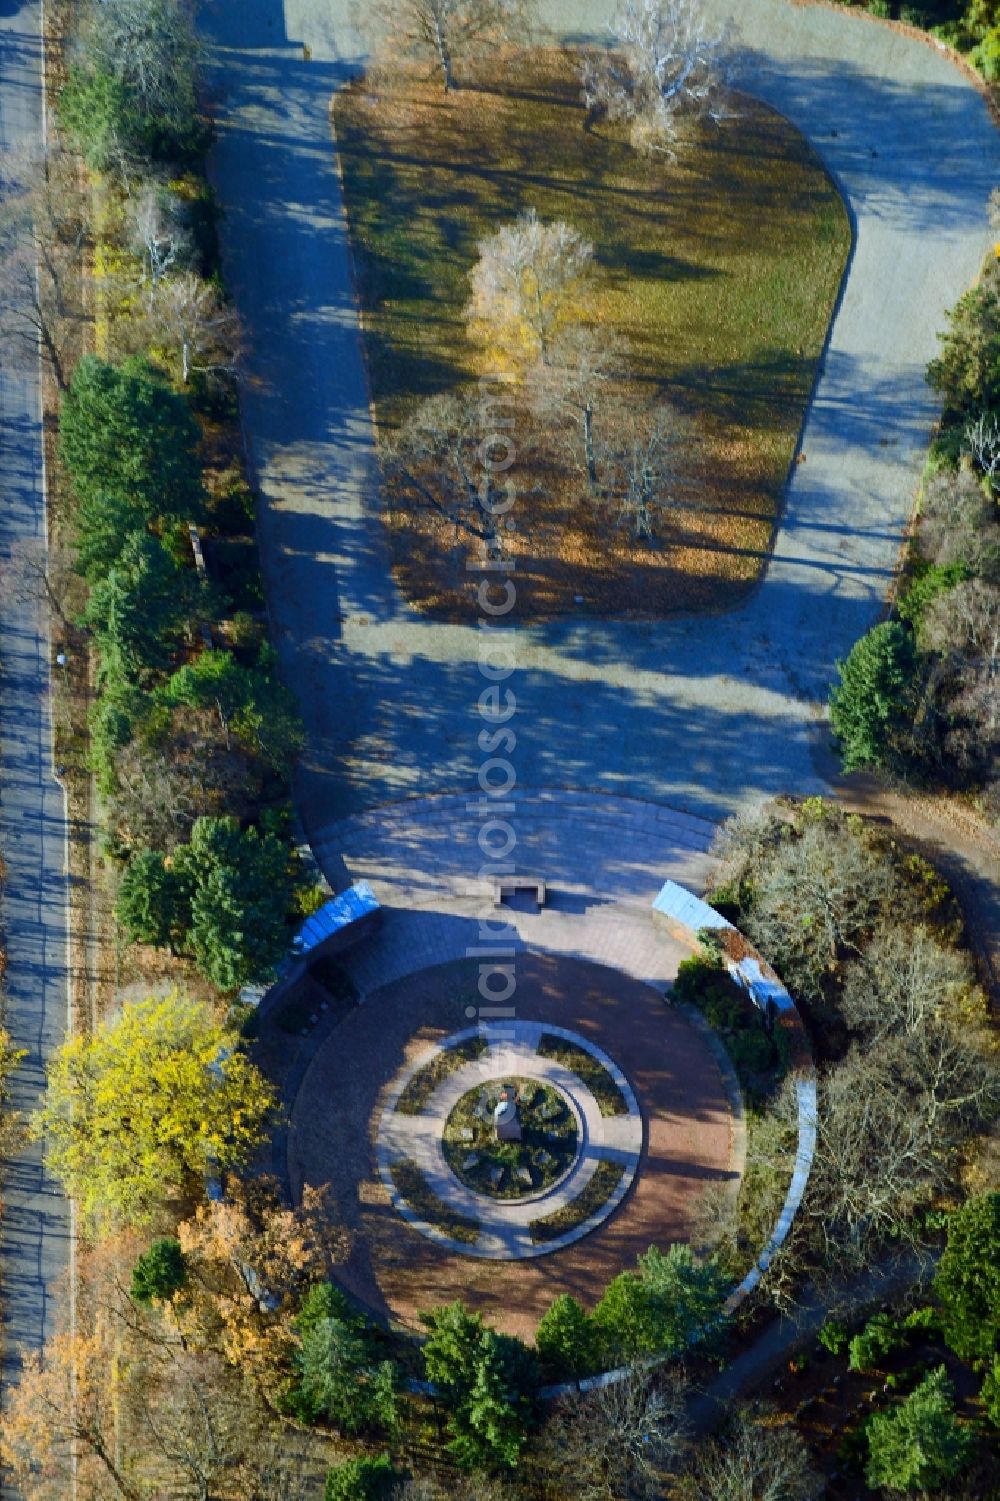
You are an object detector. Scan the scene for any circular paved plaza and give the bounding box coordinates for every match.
[288,950,740,1339]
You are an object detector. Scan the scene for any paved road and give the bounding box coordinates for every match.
[0,0,72,1428]
[203,0,999,864]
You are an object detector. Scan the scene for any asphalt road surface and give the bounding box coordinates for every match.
[0,0,72,1445]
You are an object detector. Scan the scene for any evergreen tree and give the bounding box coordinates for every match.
[59,355,204,521]
[594,1245,726,1361]
[865,1366,974,1493]
[162,646,304,772]
[131,1237,188,1305]
[421,1302,538,1469]
[117,849,181,950]
[82,531,199,675]
[171,815,295,990]
[829,621,918,772]
[535,1293,603,1382]
[933,1192,1000,1366]
[324,1455,398,1501]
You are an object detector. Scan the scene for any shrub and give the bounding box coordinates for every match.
[897,561,968,630]
[529,1159,624,1245]
[867,0,892,15]
[981,1355,1000,1428]
[927,279,1000,423]
[324,1455,398,1501]
[829,621,919,772]
[818,1318,850,1356]
[849,1312,907,1372]
[130,1237,187,1304]
[58,66,143,173]
[536,1033,628,1116]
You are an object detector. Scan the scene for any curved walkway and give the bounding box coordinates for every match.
[203,0,999,839]
[375,1022,643,1260]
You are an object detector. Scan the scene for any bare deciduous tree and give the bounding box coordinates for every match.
[788,1027,998,1277]
[676,1404,822,1501]
[85,0,201,129]
[383,390,515,549]
[539,1368,690,1501]
[127,181,193,285]
[0,1330,142,1501]
[719,812,904,1004]
[0,148,87,390]
[134,271,243,385]
[135,1348,251,1501]
[600,401,684,538]
[964,411,1000,489]
[0,537,77,634]
[368,0,532,92]
[109,740,208,851]
[919,468,999,576]
[582,0,735,155]
[525,324,626,492]
[923,577,1000,695]
[465,209,595,369]
[841,925,981,1042]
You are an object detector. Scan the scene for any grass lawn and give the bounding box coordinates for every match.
[529,1159,625,1244]
[536,1032,629,1117]
[333,52,850,618]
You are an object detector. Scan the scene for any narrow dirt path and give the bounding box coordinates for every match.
[689,1249,937,1432]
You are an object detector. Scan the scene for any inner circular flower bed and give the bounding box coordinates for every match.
[442,1077,578,1200]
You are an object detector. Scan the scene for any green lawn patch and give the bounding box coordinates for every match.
[395,1034,488,1115]
[529,1159,625,1244]
[392,1158,480,1244]
[333,52,849,618]
[536,1033,628,1117]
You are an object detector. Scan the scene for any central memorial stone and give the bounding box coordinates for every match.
[493,1082,522,1143]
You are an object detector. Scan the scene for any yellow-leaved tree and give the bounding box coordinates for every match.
[464,208,595,373]
[33,991,275,1233]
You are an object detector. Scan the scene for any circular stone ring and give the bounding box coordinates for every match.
[375,1022,643,1260]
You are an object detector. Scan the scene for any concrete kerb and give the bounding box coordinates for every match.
[374,1023,643,1260]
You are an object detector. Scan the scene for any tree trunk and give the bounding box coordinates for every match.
[583,403,597,492]
[433,18,454,91]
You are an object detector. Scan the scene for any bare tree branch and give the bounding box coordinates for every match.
[581,0,736,156]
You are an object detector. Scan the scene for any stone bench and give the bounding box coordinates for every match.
[493,875,546,909]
